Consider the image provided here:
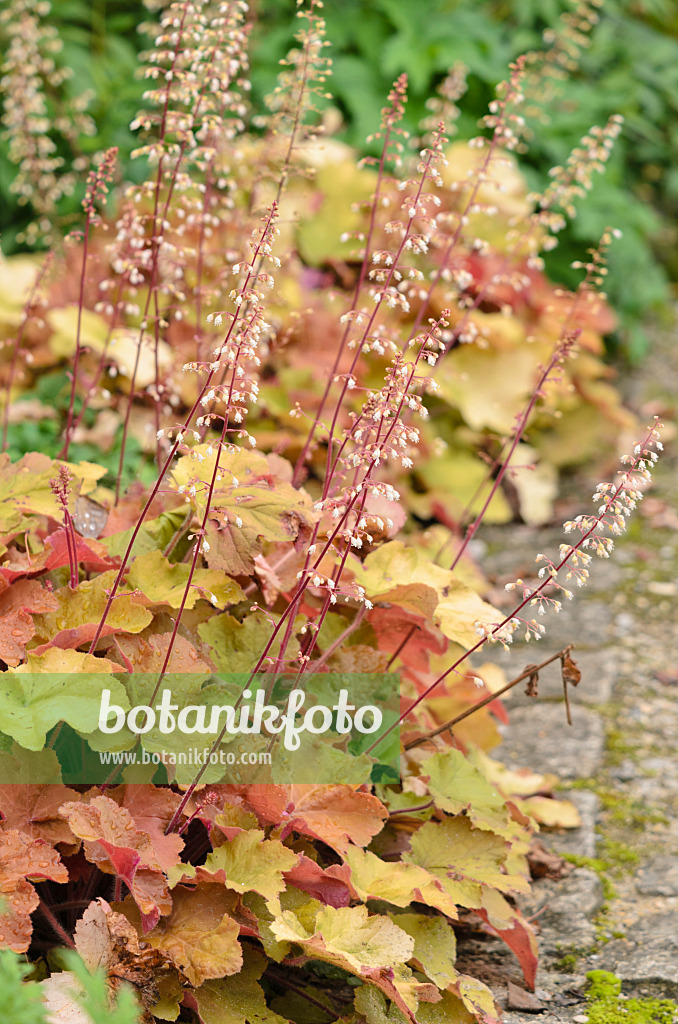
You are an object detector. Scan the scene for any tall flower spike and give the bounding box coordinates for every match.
[491,419,664,646]
[0,0,94,244]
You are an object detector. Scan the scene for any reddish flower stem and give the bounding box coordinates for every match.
[405,644,573,749]
[61,212,91,459]
[364,422,660,755]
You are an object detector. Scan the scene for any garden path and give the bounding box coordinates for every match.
[456,311,678,1021]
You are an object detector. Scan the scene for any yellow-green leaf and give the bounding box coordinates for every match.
[31,570,153,644]
[48,307,172,388]
[343,847,459,919]
[199,612,300,674]
[191,947,288,1024]
[270,904,414,974]
[199,829,298,913]
[0,453,106,531]
[0,671,127,750]
[170,446,317,543]
[421,748,511,835]
[403,817,529,903]
[394,912,458,988]
[126,549,243,609]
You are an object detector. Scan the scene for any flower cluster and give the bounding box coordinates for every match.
[479,420,664,648]
[0,0,94,243]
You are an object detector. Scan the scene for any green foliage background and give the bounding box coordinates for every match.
[1,0,677,357]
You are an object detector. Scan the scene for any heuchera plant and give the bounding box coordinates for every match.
[0,1,664,1022]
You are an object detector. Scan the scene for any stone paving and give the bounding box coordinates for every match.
[456,314,678,1021]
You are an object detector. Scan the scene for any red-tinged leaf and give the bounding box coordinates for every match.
[367,969,444,1022]
[58,796,161,870]
[283,785,389,854]
[236,785,290,825]
[130,868,173,932]
[221,786,385,853]
[0,827,68,885]
[212,802,259,839]
[476,891,538,990]
[31,623,119,653]
[59,796,170,930]
[368,607,447,674]
[0,828,68,953]
[0,876,39,953]
[106,786,185,874]
[0,578,59,666]
[96,841,141,889]
[0,529,118,583]
[283,854,352,908]
[109,632,212,674]
[0,781,82,847]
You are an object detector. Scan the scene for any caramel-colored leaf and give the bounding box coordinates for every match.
[138,884,242,987]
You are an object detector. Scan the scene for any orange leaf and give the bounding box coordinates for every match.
[0,828,68,952]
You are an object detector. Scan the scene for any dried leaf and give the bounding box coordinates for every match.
[39,973,92,1024]
[523,665,539,698]
[526,839,572,880]
[74,898,182,1017]
[562,652,582,687]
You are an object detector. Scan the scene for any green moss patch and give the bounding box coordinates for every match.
[586,970,678,1024]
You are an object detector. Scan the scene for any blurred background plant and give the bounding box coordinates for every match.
[1,0,676,359]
